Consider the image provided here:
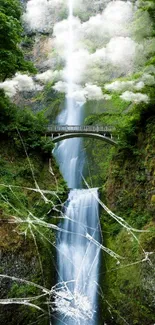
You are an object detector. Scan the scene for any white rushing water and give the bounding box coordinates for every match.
[53,0,84,189]
[53,0,101,323]
[55,189,100,324]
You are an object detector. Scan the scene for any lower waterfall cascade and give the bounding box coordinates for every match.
[54,189,101,324]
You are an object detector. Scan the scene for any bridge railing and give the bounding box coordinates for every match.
[47,125,115,133]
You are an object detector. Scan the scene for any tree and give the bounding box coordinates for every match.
[0,0,36,81]
[0,0,22,19]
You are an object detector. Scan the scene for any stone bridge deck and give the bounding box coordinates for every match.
[46,125,114,135]
[46,125,117,145]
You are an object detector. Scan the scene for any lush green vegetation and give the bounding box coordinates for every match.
[0,0,36,81]
[0,89,55,156]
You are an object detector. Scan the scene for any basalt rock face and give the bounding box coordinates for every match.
[0,226,42,325]
[0,138,67,325]
[13,32,65,119]
[13,1,65,116]
[96,117,155,325]
[82,116,155,324]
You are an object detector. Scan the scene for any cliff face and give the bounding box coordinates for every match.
[105,117,155,227]
[97,117,155,324]
[82,114,155,324]
[0,136,67,325]
[12,33,65,122]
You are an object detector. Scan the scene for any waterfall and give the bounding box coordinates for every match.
[53,0,101,323]
[55,189,101,324]
[53,0,84,189]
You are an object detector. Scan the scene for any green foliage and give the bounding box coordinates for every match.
[139,0,155,25]
[0,0,36,81]
[0,90,18,131]
[100,225,155,325]
[9,283,39,298]
[98,117,155,324]
[40,81,65,120]
[21,35,35,48]
[0,90,54,156]
[0,0,21,19]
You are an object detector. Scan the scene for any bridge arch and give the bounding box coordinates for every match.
[52,132,117,145]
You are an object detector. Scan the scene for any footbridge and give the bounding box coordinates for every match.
[46,125,118,145]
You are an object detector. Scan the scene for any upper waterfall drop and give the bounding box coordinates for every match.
[53,0,84,189]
